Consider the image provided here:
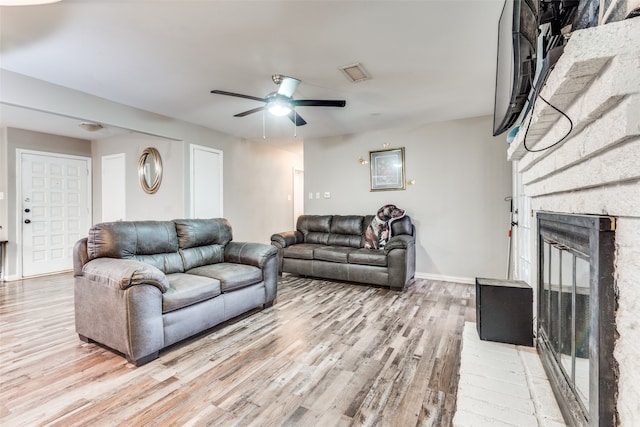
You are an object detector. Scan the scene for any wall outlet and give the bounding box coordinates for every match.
[324,192,331,199]
[309,192,313,200]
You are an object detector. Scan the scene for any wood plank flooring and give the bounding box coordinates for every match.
[0,273,475,426]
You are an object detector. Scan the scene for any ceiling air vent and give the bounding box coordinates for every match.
[339,63,370,83]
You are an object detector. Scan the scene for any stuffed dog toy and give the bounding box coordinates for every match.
[364,204,406,249]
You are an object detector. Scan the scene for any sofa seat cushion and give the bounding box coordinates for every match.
[282,243,325,260]
[348,248,388,267]
[187,263,262,292]
[314,246,357,263]
[163,273,221,313]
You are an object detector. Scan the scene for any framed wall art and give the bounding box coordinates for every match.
[369,147,405,191]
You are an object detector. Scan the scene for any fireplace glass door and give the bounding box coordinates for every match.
[540,241,590,410]
[537,213,616,427]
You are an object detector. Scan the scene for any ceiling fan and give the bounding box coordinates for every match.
[210,74,346,126]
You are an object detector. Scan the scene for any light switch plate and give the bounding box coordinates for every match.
[324,192,331,198]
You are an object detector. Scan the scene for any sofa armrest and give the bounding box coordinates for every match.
[385,234,416,290]
[384,234,414,252]
[81,258,170,293]
[224,241,277,268]
[225,242,278,304]
[73,237,90,277]
[270,230,303,248]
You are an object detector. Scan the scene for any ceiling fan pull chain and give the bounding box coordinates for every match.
[294,109,297,138]
[262,110,266,139]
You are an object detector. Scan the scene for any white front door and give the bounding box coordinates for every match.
[190,144,223,218]
[20,151,91,277]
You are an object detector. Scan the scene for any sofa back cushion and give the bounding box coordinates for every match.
[330,215,363,235]
[327,215,365,248]
[174,218,232,270]
[296,215,366,248]
[174,218,233,248]
[297,215,332,245]
[295,214,413,249]
[87,221,184,274]
[180,245,225,271]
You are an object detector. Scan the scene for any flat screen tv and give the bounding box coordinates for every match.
[492,0,539,136]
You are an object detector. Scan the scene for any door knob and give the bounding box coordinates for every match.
[24,219,31,224]
[24,208,31,213]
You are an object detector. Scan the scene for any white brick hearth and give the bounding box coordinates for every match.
[453,322,565,427]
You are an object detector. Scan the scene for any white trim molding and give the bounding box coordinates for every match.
[414,272,475,285]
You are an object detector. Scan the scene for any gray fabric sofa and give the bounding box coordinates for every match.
[73,218,277,366]
[270,215,416,290]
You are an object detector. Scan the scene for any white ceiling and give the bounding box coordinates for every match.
[0,0,504,144]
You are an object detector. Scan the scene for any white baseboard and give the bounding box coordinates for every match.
[1,274,21,282]
[414,272,475,285]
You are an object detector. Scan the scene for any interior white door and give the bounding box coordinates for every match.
[190,145,223,218]
[293,167,304,228]
[101,153,126,222]
[20,151,91,277]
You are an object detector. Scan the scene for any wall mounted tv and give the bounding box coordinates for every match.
[492,0,539,136]
[493,0,581,137]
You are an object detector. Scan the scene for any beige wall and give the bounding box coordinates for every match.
[90,133,302,242]
[0,71,302,279]
[1,71,511,283]
[223,138,302,243]
[304,115,512,282]
[91,133,186,222]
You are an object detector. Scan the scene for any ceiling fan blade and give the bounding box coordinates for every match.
[291,99,346,108]
[234,106,266,117]
[288,111,307,126]
[277,76,301,98]
[210,90,266,103]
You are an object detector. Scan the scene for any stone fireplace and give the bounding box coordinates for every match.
[508,18,639,426]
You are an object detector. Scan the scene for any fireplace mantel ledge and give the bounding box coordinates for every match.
[507,18,640,162]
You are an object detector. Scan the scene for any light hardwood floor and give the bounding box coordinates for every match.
[0,273,475,426]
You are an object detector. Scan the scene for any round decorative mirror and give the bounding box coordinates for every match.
[138,147,163,194]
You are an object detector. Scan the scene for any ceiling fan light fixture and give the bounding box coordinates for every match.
[211,74,344,127]
[267,98,291,116]
[339,62,371,83]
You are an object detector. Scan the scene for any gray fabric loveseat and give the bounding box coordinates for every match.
[270,214,415,290]
[73,218,277,365]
